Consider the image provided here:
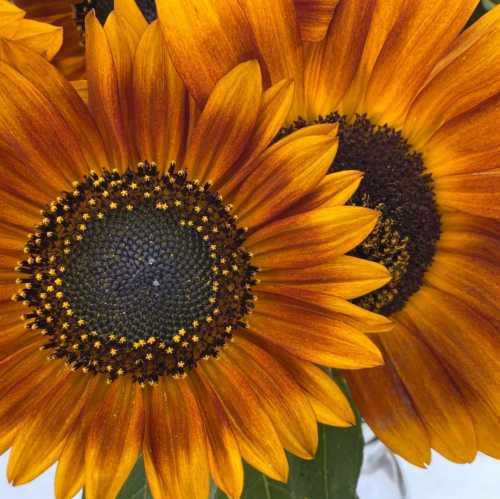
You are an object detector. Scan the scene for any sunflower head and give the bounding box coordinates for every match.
[0,12,392,498]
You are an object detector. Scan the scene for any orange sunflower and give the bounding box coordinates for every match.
[159,0,500,466]
[0,0,62,59]
[15,0,156,79]
[0,8,393,499]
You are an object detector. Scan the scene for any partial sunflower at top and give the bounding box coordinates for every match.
[160,0,500,467]
[0,8,391,499]
[14,0,338,80]
[0,0,62,59]
[14,0,153,79]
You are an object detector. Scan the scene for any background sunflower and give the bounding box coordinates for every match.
[156,0,500,476]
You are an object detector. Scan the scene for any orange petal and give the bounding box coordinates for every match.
[283,357,355,427]
[258,255,391,299]
[305,0,374,117]
[435,171,500,219]
[363,0,477,126]
[184,61,262,183]
[115,0,148,38]
[342,0,404,115]
[0,59,88,191]
[233,78,295,174]
[85,380,144,499]
[157,0,255,105]
[232,130,339,229]
[189,373,243,499]
[287,170,363,215]
[103,12,141,166]
[133,21,187,171]
[143,378,209,499]
[3,17,62,61]
[425,253,499,325]
[255,286,392,333]
[457,384,500,459]
[294,0,339,42]
[55,379,107,499]
[239,0,304,115]
[85,12,131,170]
[404,7,500,146]
[8,372,91,485]
[247,206,378,269]
[0,39,108,172]
[423,93,500,177]
[402,287,500,411]
[228,335,318,459]
[381,320,477,463]
[345,353,432,467]
[438,212,500,265]
[250,296,383,369]
[200,356,289,482]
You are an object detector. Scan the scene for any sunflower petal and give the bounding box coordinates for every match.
[251,296,383,368]
[85,12,131,169]
[380,321,477,463]
[184,60,262,183]
[363,0,478,125]
[234,78,295,173]
[435,171,500,219]
[402,287,500,411]
[55,379,107,499]
[425,253,499,324]
[404,7,500,146]
[247,206,379,269]
[239,0,304,115]
[294,0,339,42]
[255,286,392,333]
[201,355,289,482]
[157,0,255,105]
[229,336,318,459]
[133,21,187,170]
[232,131,339,229]
[8,373,90,485]
[2,18,62,61]
[85,380,144,499]
[287,170,363,215]
[423,93,500,177]
[258,255,391,299]
[115,0,148,37]
[0,56,90,191]
[143,378,210,499]
[305,0,374,117]
[342,0,404,115]
[345,354,431,467]
[189,373,243,499]
[0,40,108,172]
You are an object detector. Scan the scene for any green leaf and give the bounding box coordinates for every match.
[482,0,500,10]
[117,456,152,499]
[213,378,364,499]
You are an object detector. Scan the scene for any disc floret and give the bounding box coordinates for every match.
[14,162,257,384]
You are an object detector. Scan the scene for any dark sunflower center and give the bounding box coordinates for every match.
[75,0,157,34]
[14,163,257,384]
[277,114,441,316]
[63,205,213,341]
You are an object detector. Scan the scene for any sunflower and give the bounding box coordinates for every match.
[158,0,500,466]
[0,7,394,499]
[0,0,62,59]
[14,0,156,79]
